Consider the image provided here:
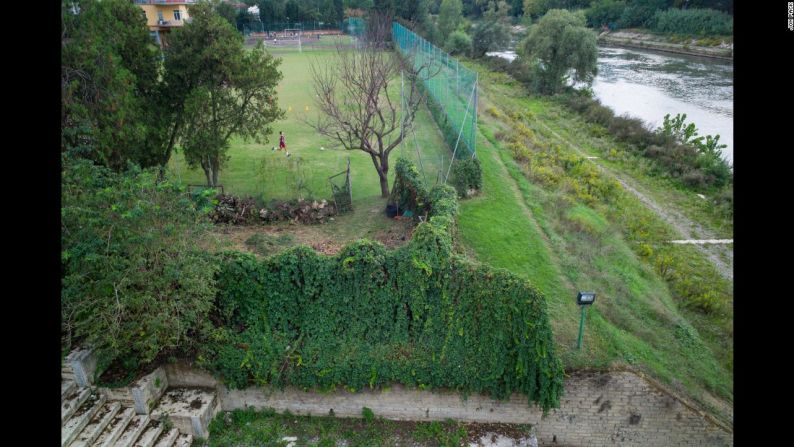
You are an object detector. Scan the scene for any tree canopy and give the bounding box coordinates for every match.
[470,1,512,57]
[61,0,161,171]
[165,2,284,187]
[519,8,598,94]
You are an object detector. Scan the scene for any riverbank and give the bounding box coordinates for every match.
[598,29,733,60]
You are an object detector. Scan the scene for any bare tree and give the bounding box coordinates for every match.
[306,14,435,199]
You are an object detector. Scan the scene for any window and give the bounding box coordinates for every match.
[174,10,182,21]
[157,11,164,23]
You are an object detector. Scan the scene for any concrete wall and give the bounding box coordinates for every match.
[164,364,732,447]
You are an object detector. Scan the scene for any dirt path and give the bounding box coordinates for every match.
[536,121,733,281]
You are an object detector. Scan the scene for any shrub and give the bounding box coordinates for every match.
[617,0,670,29]
[651,8,733,36]
[555,94,732,192]
[445,30,472,56]
[508,141,532,162]
[61,159,219,371]
[451,156,483,197]
[586,0,626,29]
[713,186,733,219]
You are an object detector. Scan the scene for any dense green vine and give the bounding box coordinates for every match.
[199,158,563,411]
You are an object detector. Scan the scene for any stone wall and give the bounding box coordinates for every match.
[164,364,732,446]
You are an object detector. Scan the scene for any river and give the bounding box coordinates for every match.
[485,46,734,164]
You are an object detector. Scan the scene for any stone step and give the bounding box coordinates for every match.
[94,407,135,447]
[62,380,77,401]
[173,433,193,447]
[115,415,150,447]
[70,401,121,447]
[132,419,164,447]
[62,392,106,447]
[151,387,219,439]
[153,428,180,447]
[62,388,92,425]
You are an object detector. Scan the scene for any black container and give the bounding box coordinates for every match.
[385,204,398,218]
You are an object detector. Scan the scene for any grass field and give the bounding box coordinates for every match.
[169,50,449,207]
[204,407,530,447]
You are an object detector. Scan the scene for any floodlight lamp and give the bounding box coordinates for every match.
[577,292,596,305]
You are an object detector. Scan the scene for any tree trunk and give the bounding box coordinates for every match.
[379,171,389,198]
[201,156,212,187]
[380,154,390,198]
[371,153,390,198]
[212,166,219,189]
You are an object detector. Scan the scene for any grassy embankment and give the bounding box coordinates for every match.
[455,59,732,420]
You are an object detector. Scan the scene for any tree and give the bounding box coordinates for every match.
[445,29,473,55]
[258,0,284,22]
[334,0,345,21]
[438,0,464,37]
[215,0,240,27]
[307,15,431,198]
[519,9,598,94]
[61,0,161,171]
[165,2,284,187]
[470,1,512,57]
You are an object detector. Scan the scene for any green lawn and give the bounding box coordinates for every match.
[169,50,449,206]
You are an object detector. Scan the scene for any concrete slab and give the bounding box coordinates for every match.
[132,419,164,447]
[70,401,120,447]
[95,407,135,447]
[62,380,77,400]
[151,387,218,439]
[132,367,169,415]
[153,428,180,447]
[114,414,150,447]
[61,392,105,447]
[173,433,193,447]
[62,388,91,424]
[66,348,98,388]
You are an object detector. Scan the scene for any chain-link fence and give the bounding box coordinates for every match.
[345,17,366,38]
[392,22,477,160]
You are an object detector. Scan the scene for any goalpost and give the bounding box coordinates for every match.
[284,28,302,52]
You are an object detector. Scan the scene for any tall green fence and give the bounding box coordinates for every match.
[345,17,365,38]
[392,22,477,161]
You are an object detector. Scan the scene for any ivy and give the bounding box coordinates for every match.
[200,159,564,411]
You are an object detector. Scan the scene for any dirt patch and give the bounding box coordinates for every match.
[212,218,415,257]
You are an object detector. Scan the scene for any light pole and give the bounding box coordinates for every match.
[576,292,596,350]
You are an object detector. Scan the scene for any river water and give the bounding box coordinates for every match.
[485,47,734,164]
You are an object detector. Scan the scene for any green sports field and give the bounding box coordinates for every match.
[169,50,450,206]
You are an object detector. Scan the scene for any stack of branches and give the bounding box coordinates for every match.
[259,199,337,225]
[209,194,259,225]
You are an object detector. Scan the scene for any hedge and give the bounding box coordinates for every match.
[199,158,564,411]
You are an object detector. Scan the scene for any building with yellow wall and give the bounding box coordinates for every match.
[133,0,196,47]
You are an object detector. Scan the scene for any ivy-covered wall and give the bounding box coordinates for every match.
[199,158,563,411]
